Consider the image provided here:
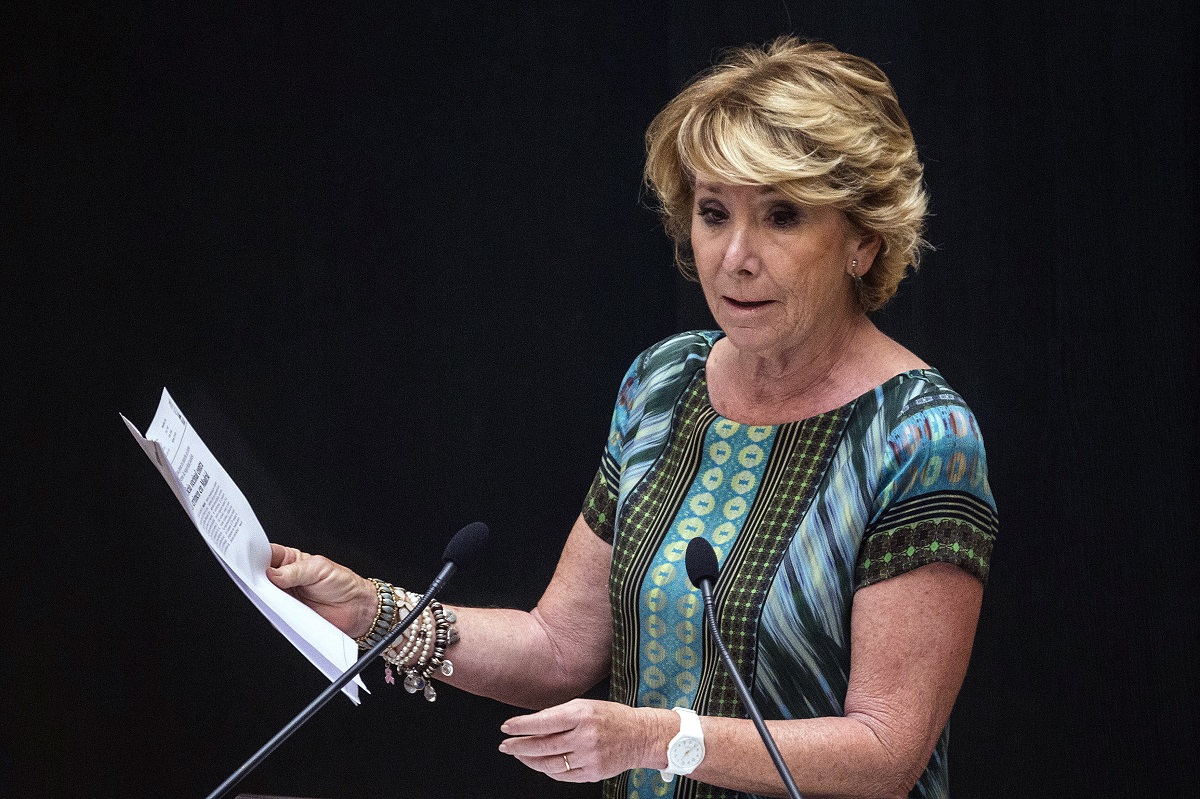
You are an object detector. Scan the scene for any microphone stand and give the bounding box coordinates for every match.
[204,560,459,799]
[697,578,804,799]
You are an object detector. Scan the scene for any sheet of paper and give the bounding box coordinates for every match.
[123,388,366,703]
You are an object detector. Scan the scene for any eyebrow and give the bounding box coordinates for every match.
[695,182,782,197]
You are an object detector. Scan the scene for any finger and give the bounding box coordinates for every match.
[510,753,589,783]
[268,543,298,569]
[267,550,323,590]
[501,702,581,736]
[499,730,571,758]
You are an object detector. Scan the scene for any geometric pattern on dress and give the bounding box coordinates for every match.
[692,403,850,719]
[679,400,850,799]
[608,374,714,713]
[604,370,851,799]
[590,340,998,799]
[856,490,997,588]
[583,467,617,544]
[604,374,713,799]
[628,415,776,799]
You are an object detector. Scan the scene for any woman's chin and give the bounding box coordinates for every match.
[717,325,793,359]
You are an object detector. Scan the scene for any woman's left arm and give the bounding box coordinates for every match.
[499,561,982,799]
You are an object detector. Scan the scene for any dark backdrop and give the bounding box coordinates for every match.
[3,2,1196,798]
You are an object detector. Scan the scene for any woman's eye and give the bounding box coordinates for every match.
[768,205,801,227]
[696,202,727,225]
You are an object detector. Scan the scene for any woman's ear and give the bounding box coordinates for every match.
[853,231,883,272]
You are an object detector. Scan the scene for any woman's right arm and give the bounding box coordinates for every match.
[268,512,614,710]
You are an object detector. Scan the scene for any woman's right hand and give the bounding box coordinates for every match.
[267,543,378,638]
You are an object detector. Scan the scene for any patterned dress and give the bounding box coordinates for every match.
[582,331,997,799]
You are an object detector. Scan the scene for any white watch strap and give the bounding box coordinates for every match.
[675,706,701,736]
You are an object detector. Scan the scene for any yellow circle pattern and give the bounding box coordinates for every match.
[635,417,776,739]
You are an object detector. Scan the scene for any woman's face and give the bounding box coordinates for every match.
[690,177,878,362]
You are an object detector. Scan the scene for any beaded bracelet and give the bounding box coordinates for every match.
[354,578,399,650]
[397,600,458,701]
[383,592,431,666]
[364,584,459,702]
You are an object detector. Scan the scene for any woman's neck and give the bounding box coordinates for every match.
[707,317,923,425]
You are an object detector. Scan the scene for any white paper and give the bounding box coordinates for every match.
[123,388,366,703]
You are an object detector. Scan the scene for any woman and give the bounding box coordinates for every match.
[268,37,996,799]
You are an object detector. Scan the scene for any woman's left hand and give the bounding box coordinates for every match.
[498,698,670,782]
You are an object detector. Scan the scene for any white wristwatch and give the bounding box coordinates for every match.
[660,706,705,780]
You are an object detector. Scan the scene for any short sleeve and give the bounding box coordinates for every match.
[854,401,998,590]
[582,469,617,543]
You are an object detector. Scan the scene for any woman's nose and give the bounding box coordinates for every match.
[721,224,760,273]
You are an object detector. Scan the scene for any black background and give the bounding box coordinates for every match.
[3,2,1196,797]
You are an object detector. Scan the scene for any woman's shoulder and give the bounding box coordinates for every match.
[878,368,974,418]
[605,331,722,461]
[868,368,994,498]
[633,330,722,374]
[865,368,999,533]
[620,330,721,392]
[611,330,722,423]
[853,367,987,458]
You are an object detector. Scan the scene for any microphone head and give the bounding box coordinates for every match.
[442,521,490,569]
[685,536,719,588]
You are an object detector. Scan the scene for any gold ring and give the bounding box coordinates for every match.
[563,754,572,772]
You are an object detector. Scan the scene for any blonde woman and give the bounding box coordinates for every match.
[270,37,997,799]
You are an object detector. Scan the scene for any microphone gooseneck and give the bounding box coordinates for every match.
[205,522,490,799]
[685,537,804,799]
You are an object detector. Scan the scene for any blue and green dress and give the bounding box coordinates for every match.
[582,331,997,799]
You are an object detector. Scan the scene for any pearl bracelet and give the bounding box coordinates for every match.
[363,580,459,702]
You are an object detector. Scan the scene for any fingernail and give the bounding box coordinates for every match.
[497,742,508,753]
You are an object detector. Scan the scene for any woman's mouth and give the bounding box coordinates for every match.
[724,297,773,310]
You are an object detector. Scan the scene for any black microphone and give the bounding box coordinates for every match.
[205,521,490,799]
[685,537,803,799]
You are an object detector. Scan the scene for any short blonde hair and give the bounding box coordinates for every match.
[644,37,929,311]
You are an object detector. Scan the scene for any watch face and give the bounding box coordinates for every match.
[669,738,705,769]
